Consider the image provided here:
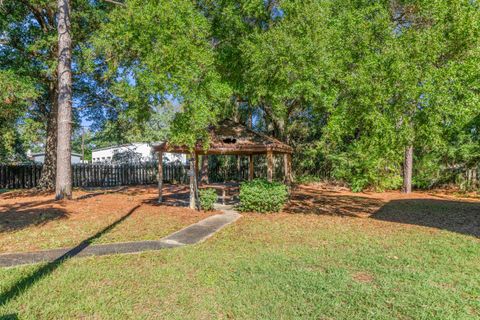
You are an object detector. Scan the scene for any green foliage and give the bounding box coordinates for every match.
[0,0,110,161]
[3,0,480,191]
[93,0,231,148]
[266,0,480,191]
[0,70,38,161]
[199,188,218,211]
[239,179,288,213]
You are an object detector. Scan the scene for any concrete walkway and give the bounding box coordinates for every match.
[0,205,241,268]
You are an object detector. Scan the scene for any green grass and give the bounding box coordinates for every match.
[0,214,479,319]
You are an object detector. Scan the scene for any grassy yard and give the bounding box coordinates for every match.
[0,184,479,319]
[0,186,215,252]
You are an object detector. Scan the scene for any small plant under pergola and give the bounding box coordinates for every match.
[153,119,293,209]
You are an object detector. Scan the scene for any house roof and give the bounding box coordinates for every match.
[153,119,293,155]
[91,142,151,153]
[31,152,82,157]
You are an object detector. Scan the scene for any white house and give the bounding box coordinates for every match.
[91,143,186,164]
[29,152,82,164]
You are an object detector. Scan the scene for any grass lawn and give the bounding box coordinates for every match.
[0,186,216,252]
[0,184,479,319]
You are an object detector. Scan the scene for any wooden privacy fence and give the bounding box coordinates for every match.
[0,163,189,190]
[0,164,43,189]
[0,158,284,190]
[71,163,189,188]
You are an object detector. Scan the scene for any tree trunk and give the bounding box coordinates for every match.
[55,0,73,200]
[402,145,413,193]
[37,88,58,190]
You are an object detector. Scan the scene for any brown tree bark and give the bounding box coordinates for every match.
[26,2,58,191]
[37,86,58,190]
[402,145,413,193]
[55,0,73,200]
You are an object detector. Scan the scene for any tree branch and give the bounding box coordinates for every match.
[103,0,125,6]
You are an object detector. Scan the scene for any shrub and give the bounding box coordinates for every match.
[239,179,288,213]
[199,188,217,211]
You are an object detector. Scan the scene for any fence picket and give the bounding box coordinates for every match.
[0,159,274,190]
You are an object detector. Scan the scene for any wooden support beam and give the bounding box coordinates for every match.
[201,155,209,184]
[189,154,195,209]
[195,153,200,184]
[284,153,292,186]
[249,154,254,181]
[237,155,242,180]
[267,150,273,182]
[288,154,293,183]
[157,152,163,203]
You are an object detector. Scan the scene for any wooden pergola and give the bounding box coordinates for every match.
[153,119,293,209]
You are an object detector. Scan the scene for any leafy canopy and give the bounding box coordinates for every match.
[93,0,231,149]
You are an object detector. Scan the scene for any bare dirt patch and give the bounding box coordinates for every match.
[352,272,375,283]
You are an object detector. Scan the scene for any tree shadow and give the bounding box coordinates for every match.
[285,190,384,218]
[286,185,480,237]
[0,200,68,233]
[141,185,190,207]
[371,199,480,238]
[0,188,135,233]
[0,204,141,309]
[0,190,53,200]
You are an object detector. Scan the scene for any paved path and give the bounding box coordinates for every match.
[0,205,241,268]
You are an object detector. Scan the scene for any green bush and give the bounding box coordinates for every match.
[199,188,217,211]
[239,179,288,213]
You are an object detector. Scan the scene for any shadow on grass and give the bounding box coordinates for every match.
[0,204,141,308]
[0,187,132,233]
[285,192,384,218]
[0,206,68,233]
[286,185,480,237]
[371,199,480,238]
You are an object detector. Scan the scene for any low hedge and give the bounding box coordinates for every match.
[199,188,217,211]
[239,179,288,213]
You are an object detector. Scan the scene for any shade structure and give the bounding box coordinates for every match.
[152,119,293,155]
[153,119,293,209]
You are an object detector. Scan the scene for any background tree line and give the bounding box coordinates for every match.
[1,0,479,192]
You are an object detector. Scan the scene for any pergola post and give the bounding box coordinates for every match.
[284,153,292,185]
[248,154,254,181]
[237,155,242,180]
[195,153,200,184]
[267,150,274,182]
[201,155,209,184]
[189,154,196,209]
[157,152,163,203]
